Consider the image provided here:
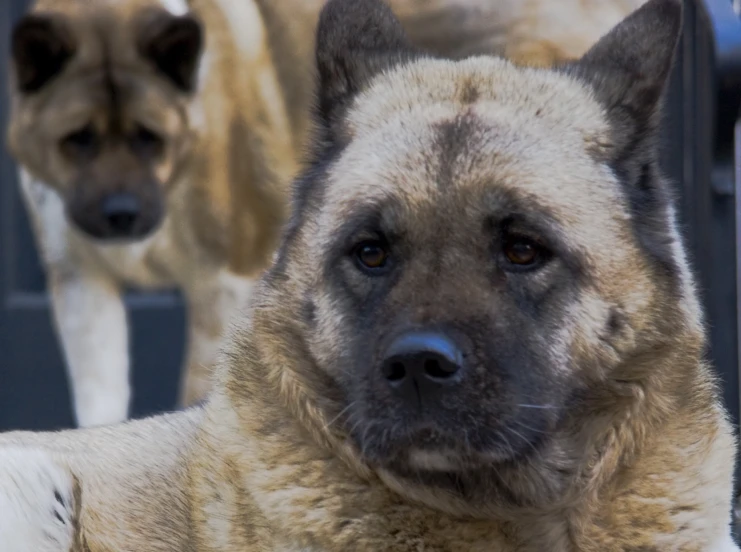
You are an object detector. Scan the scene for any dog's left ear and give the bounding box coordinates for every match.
[137,10,203,92]
[565,0,682,149]
[314,0,421,130]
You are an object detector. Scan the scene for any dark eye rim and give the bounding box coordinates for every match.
[500,234,552,273]
[61,124,98,150]
[130,124,165,157]
[134,124,163,146]
[351,239,391,275]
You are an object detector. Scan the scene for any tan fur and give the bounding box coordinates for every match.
[5,0,735,551]
[389,0,647,66]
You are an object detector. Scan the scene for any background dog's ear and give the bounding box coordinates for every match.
[137,10,203,92]
[11,14,76,93]
[565,0,682,149]
[315,0,421,129]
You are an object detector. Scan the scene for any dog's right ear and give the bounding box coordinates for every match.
[11,14,76,93]
[137,10,203,93]
[314,0,421,131]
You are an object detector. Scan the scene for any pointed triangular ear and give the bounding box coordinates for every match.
[564,0,684,280]
[137,9,203,92]
[314,0,421,130]
[11,14,76,93]
[565,0,682,152]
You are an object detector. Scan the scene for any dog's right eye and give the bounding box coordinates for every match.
[61,125,98,156]
[500,234,551,272]
[353,240,389,274]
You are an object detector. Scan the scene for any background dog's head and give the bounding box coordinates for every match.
[6,0,203,242]
[249,0,700,509]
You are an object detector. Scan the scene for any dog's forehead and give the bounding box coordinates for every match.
[33,0,186,17]
[31,0,188,63]
[346,57,609,146]
[320,57,627,245]
[24,0,196,101]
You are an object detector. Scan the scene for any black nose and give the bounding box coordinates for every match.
[101,193,140,236]
[381,331,464,401]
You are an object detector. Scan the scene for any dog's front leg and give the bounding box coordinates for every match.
[49,271,130,427]
[708,533,741,551]
[179,270,256,406]
[0,446,82,552]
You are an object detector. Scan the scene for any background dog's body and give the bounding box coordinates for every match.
[0,0,737,550]
[6,0,313,426]
[390,0,646,66]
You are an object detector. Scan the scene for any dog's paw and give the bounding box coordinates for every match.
[707,532,741,551]
[0,446,78,552]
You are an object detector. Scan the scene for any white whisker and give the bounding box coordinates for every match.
[322,402,355,432]
[516,404,560,410]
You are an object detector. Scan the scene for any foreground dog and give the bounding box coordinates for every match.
[6,0,642,430]
[2,0,737,549]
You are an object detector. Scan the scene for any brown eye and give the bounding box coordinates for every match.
[354,241,389,272]
[61,124,99,158]
[502,236,544,268]
[130,124,163,157]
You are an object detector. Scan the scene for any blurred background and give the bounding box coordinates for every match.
[1,0,741,500]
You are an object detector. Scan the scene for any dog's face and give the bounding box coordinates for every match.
[271,0,688,485]
[7,1,203,242]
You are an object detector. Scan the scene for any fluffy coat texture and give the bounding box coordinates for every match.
[3,0,737,550]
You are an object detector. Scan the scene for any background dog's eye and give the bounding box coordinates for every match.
[353,241,389,272]
[131,125,164,157]
[61,125,98,157]
[502,235,548,269]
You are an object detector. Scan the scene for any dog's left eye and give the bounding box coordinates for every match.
[501,235,549,270]
[353,240,389,273]
[131,125,164,157]
[61,125,99,158]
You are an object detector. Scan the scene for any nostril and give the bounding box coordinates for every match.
[423,357,458,379]
[383,361,407,382]
[101,194,140,234]
[381,331,465,394]
[108,212,137,231]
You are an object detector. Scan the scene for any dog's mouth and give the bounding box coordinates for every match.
[349,415,548,473]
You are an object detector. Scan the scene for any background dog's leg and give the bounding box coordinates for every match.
[50,272,130,427]
[179,270,256,406]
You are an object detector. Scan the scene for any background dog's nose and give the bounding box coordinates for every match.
[381,331,464,400]
[101,193,140,236]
